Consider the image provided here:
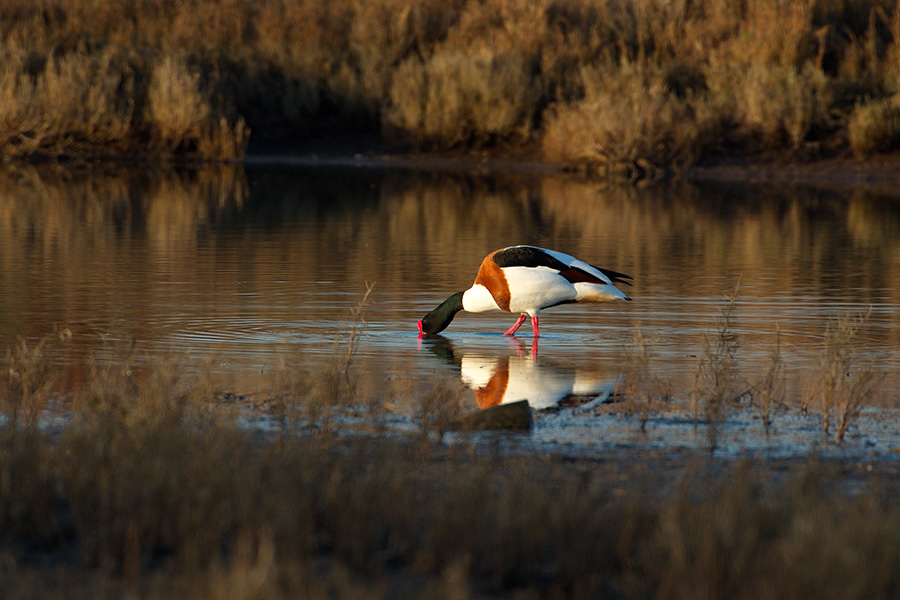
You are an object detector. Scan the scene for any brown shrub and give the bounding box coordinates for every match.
[542,65,722,175]
[0,48,135,159]
[148,55,212,151]
[717,0,821,69]
[4,0,900,167]
[710,64,832,149]
[848,96,900,156]
[386,44,537,147]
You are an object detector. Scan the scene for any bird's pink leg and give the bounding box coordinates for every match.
[531,315,540,337]
[504,313,527,336]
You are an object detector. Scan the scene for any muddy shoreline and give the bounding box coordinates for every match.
[244,137,900,190]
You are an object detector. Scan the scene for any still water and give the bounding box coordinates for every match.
[2,163,899,427]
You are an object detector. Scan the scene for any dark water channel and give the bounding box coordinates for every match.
[2,163,899,458]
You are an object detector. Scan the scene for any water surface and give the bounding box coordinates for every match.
[2,163,899,434]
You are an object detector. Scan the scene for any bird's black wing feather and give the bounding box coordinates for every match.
[593,265,633,286]
[492,246,569,271]
[493,246,633,287]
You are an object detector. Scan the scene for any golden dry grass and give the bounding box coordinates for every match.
[848,96,900,156]
[3,0,900,167]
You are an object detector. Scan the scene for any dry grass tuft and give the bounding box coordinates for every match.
[2,336,60,428]
[751,326,787,434]
[386,44,536,148]
[716,64,832,149]
[386,373,467,455]
[848,96,900,156]
[692,281,743,451]
[542,65,722,178]
[622,324,670,432]
[310,283,377,437]
[804,310,882,442]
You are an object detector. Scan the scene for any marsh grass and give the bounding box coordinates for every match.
[1,335,61,428]
[804,310,883,442]
[384,373,467,455]
[2,325,900,598]
[692,281,743,452]
[263,283,376,440]
[3,391,900,598]
[5,0,900,167]
[623,325,670,433]
[752,326,787,435]
[413,375,468,454]
[268,351,310,442]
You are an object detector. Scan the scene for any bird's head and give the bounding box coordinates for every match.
[417,314,444,336]
[417,291,464,336]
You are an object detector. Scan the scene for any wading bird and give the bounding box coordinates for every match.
[417,245,632,337]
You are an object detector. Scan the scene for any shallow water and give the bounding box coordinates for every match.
[2,163,899,456]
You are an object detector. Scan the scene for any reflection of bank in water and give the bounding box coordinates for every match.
[421,336,620,411]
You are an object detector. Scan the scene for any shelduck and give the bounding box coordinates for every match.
[417,245,632,337]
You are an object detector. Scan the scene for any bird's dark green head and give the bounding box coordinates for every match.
[417,291,464,335]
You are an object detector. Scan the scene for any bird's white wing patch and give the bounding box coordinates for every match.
[504,266,577,314]
[537,247,613,284]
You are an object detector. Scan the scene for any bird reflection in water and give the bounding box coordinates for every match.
[419,336,621,411]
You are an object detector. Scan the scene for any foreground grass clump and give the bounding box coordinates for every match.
[6,0,900,168]
[2,346,900,598]
[803,311,882,442]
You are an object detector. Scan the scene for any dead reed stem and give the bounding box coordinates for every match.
[692,279,742,452]
[753,325,786,435]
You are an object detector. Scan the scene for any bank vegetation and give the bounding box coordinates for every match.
[4,0,900,173]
